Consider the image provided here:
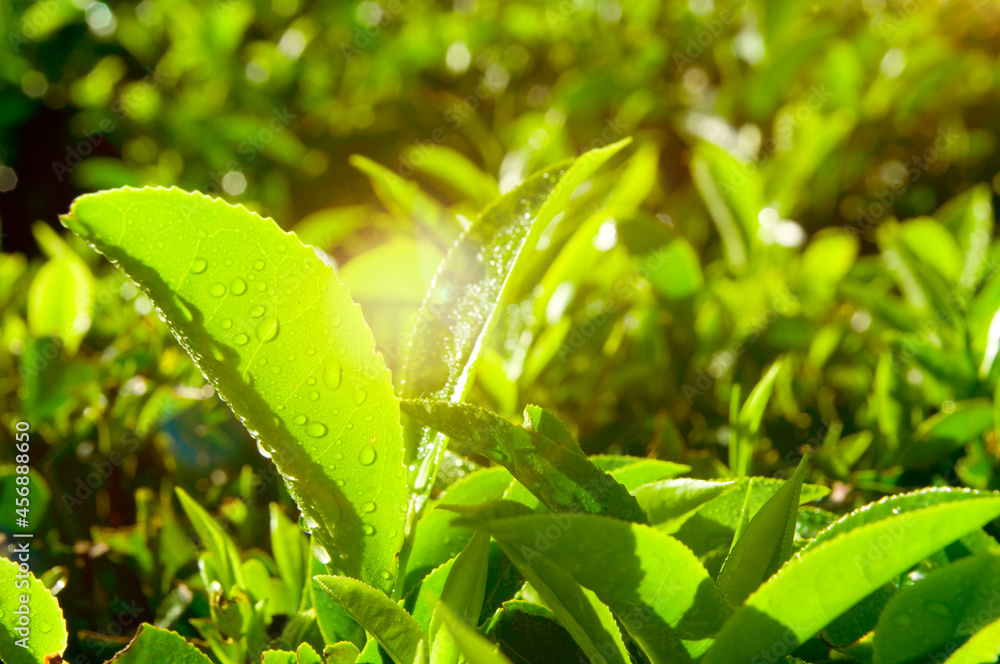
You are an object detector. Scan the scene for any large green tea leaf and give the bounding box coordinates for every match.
[400,140,630,475]
[0,558,67,664]
[873,550,1000,664]
[799,487,991,555]
[452,504,727,664]
[703,496,1000,664]
[314,575,427,664]
[401,399,646,523]
[61,187,407,593]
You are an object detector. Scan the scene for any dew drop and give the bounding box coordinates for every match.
[312,544,332,565]
[306,421,328,438]
[309,390,320,401]
[358,444,377,466]
[191,258,208,274]
[362,524,375,535]
[379,570,391,580]
[294,414,308,426]
[255,315,279,343]
[333,451,344,461]
[233,333,249,346]
[256,441,272,459]
[335,478,345,487]
[306,377,317,386]
[362,501,376,513]
[253,259,265,270]
[209,283,227,297]
[221,318,233,330]
[231,277,247,295]
[277,241,287,252]
[250,304,266,318]
[298,515,314,533]
[323,362,342,390]
[355,389,368,405]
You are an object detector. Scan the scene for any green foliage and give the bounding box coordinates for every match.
[109,624,211,663]
[0,557,67,664]
[5,7,1000,652]
[61,186,408,593]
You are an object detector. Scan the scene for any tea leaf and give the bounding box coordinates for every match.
[452,504,727,664]
[716,457,809,607]
[401,399,646,523]
[109,625,210,663]
[401,140,631,482]
[873,550,1000,664]
[703,496,1000,663]
[62,187,407,593]
[314,575,427,664]
[0,558,67,664]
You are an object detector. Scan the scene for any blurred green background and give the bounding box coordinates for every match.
[4,0,1000,659]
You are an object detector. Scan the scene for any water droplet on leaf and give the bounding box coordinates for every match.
[312,544,331,564]
[306,421,328,438]
[255,315,279,343]
[358,444,377,466]
[323,362,342,390]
